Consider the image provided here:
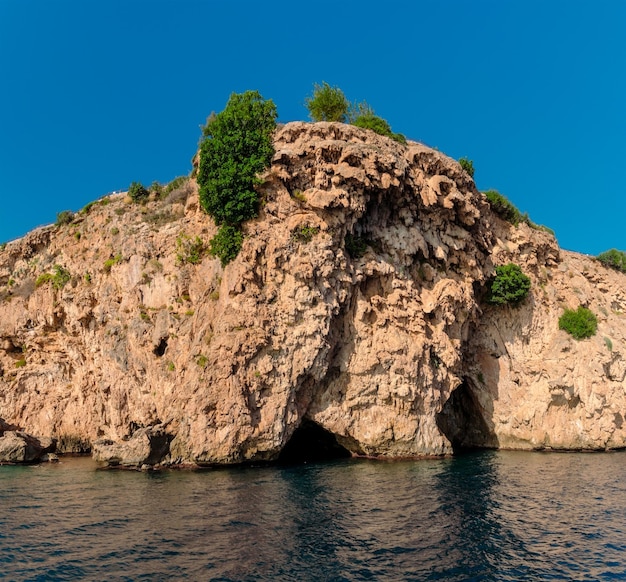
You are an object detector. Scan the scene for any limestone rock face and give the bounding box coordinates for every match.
[0,419,56,463]
[1,121,625,465]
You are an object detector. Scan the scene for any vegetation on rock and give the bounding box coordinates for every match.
[484,190,523,225]
[597,249,626,273]
[56,210,75,226]
[345,233,368,259]
[488,263,531,305]
[35,265,71,290]
[103,254,122,273]
[208,225,243,267]
[352,108,406,144]
[459,157,475,178]
[128,181,149,203]
[198,90,276,266]
[305,82,349,122]
[291,224,319,244]
[559,306,597,339]
[198,91,276,226]
[306,84,406,143]
[176,234,205,265]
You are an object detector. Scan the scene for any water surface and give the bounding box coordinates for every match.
[1,451,626,580]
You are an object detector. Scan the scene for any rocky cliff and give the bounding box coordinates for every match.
[1,122,625,466]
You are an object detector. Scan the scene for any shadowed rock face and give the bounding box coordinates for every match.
[1,121,626,467]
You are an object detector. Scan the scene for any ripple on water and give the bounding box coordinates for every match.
[2,453,626,580]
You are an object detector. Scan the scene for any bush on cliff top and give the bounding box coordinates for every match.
[198,90,276,265]
[128,181,150,203]
[352,110,406,144]
[488,263,531,306]
[305,82,349,122]
[459,157,475,178]
[597,249,626,273]
[559,306,597,340]
[305,84,406,143]
[484,190,523,226]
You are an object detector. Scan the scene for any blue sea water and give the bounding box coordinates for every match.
[1,451,626,581]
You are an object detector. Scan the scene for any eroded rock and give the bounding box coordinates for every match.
[1,122,625,465]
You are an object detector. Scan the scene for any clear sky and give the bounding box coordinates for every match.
[1,1,624,255]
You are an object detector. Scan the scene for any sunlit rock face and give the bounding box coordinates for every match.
[1,121,625,467]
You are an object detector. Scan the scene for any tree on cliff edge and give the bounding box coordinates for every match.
[198,91,277,265]
[198,91,277,226]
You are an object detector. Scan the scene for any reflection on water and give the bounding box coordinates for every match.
[1,452,626,580]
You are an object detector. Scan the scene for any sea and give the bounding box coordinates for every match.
[1,450,626,581]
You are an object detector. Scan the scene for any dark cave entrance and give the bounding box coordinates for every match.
[436,380,498,453]
[153,337,168,357]
[278,419,352,464]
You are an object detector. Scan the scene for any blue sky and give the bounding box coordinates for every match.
[1,0,624,254]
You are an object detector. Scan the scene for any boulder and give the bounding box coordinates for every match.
[93,425,172,468]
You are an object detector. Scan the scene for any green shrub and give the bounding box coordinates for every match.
[291,224,319,243]
[459,157,475,178]
[345,233,368,259]
[597,249,626,273]
[559,306,597,339]
[305,82,349,122]
[35,273,53,288]
[15,358,26,368]
[527,221,556,237]
[165,176,188,195]
[209,225,243,267]
[128,181,150,203]
[151,181,164,197]
[81,201,97,214]
[198,90,277,228]
[176,234,205,265]
[56,210,75,226]
[103,254,122,273]
[484,190,523,226]
[352,111,406,144]
[35,265,71,290]
[488,263,531,305]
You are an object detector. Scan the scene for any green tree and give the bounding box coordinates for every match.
[198,91,277,227]
[559,307,597,340]
[597,249,626,273]
[305,82,349,122]
[459,157,475,178]
[128,181,149,203]
[488,263,531,305]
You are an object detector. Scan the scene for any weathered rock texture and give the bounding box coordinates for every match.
[0,418,56,463]
[1,121,625,466]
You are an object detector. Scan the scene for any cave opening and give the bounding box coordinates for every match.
[153,337,168,357]
[436,379,498,453]
[278,419,351,464]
